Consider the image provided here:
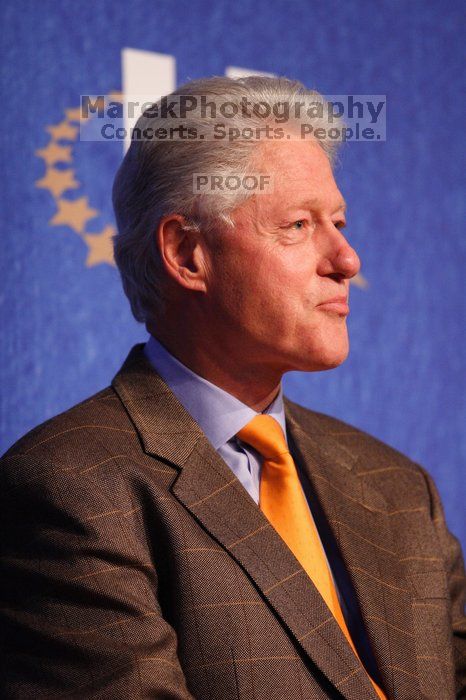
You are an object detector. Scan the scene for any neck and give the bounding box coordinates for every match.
[147,323,283,413]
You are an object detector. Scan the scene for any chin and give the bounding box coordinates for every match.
[319,354,348,370]
[296,340,349,372]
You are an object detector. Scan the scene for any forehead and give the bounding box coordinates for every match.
[255,138,343,211]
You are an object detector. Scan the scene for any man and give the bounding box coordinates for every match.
[1,76,464,699]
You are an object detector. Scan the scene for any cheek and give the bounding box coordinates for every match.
[208,249,258,317]
[250,257,318,328]
[272,262,320,313]
[210,240,318,324]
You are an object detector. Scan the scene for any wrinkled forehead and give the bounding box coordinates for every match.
[259,137,339,184]
[239,139,345,221]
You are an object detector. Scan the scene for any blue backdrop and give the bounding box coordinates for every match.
[1,0,464,550]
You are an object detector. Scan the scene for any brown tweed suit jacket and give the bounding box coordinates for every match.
[1,343,465,700]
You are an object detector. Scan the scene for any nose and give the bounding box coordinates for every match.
[334,241,361,279]
[318,227,361,280]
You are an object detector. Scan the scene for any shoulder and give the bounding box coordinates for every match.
[284,396,442,517]
[0,386,141,494]
[0,384,164,539]
[284,395,425,475]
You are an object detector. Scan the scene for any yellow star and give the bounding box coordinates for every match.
[83,225,116,266]
[50,197,98,234]
[46,120,79,142]
[65,106,82,122]
[66,105,95,123]
[35,168,80,198]
[36,142,72,166]
[351,272,369,289]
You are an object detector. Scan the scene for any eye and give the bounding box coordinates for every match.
[334,221,346,231]
[291,220,305,229]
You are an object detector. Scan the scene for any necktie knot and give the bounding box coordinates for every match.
[236,414,289,461]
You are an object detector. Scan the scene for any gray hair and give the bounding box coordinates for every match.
[112,75,342,324]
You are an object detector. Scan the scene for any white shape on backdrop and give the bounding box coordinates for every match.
[121,48,272,151]
[122,48,176,151]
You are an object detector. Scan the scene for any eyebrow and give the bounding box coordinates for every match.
[287,198,347,214]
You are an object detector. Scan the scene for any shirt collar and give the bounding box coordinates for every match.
[144,334,286,449]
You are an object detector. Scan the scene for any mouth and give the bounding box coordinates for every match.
[317,296,349,315]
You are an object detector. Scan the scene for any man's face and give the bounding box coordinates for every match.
[203,138,361,373]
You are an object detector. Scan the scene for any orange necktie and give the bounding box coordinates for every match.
[237,414,387,700]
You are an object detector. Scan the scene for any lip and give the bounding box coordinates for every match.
[317,296,350,315]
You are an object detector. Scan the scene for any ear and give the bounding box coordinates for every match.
[156,214,208,293]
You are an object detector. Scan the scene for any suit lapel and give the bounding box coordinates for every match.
[112,345,386,699]
[171,433,381,700]
[284,398,423,699]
